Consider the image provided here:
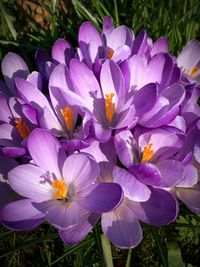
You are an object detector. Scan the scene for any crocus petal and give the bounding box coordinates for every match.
[76,182,123,212]
[177,40,200,75]
[0,95,12,123]
[1,199,44,230]
[132,30,147,56]
[0,153,18,180]
[133,83,158,116]
[177,184,200,214]
[111,45,131,63]
[102,199,142,249]
[131,187,178,226]
[102,16,114,38]
[176,164,198,187]
[0,182,19,208]
[78,22,102,54]
[156,160,185,187]
[27,71,43,90]
[129,163,162,187]
[150,37,169,57]
[129,55,147,89]
[106,26,133,50]
[100,60,125,107]
[33,200,89,229]
[2,147,26,158]
[52,38,73,66]
[59,213,100,245]
[70,59,101,108]
[1,52,29,94]
[27,129,66,177]
[62,153,99,191]
[113,167,151,202]
[8,164,53,201]
[0,123,21,146]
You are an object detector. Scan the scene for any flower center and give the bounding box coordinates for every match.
[141,143,154,163]
[189,66,199,78]
[60,106,74,130]
[108,48,114,59]
[15,118,31,139]
[51,179,67,199]
[105,93,115,122]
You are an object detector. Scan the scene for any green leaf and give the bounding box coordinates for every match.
[152,227,168,267]
[168,242,184,267]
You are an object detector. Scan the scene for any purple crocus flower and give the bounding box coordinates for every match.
[0,95,38,157]
[4,129,122,243]
[98,161,177,248]
[115,128,185,188]
[78,16,133,67]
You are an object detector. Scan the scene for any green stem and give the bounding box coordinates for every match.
[125,249,132,267]
[152,227,168,267]
[100,234,114,267]
[94,225,105,267]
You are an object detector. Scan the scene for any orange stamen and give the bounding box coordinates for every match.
[15,118,31,139]
[108,48,114,59]
[52,179,67,199]
[60,106,74,130]
[189,66,199,78]
[105,93,115,122]
[141,143,154,163]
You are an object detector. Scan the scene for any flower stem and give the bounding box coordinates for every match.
[94,225,105,267]
[100,234,114,267]
[125,249,132,267]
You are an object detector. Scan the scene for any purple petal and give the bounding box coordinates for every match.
[0,95,12,123]
[106,26,133,50]
[1,199,44,230]
[59,213,100,245]
[134,83,158,116]
[62,153,99,191]
[52,38,73,66]
[1,52,29,95]
[2,147,26,158]
[27,129,66,177]
[22,104,38,125]
[0,123,21,146]
[101,199,142,249]
[0,153,18,180]
[33,200,89,229]
[129,163,162,187]
[177,184,200,214]
[27,71,43,90]
[8,164,53,201]
[156,160,185,187]
[76,182,123,212]
[131,187,178,226]
[150,37,169,57]
[176,164,198,187]
[132,30,147,56]
[78,22,102,54]
[0,182,19,209]
[112,45,131,63]
[102,16,114,38]
[113,167,151,202]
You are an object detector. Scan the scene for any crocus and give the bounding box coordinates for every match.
[4,129,122,243]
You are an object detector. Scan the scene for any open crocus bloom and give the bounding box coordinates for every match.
[99,161,178,248]
[4,129,122,243]
[115,128,185,188]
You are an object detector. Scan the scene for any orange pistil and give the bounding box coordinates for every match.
[108,48,114,59]
[141,143,154,163]
[15,118,31,139]
[189,66,199,78]
[105,93,115,122]
[60,106,74,130]
[52,179,67,199]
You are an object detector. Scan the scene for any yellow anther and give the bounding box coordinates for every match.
[105,93,115,122]
[189,66,199,78]
[52,179,67,199]
[60,106,74,130]
[15,118,31,139]
[108,48,114,59]
[141,143,154,163]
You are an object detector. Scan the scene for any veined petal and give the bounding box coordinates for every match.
[27,129,66,177]
[102,199,142,249]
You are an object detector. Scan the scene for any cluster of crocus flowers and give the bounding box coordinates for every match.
[0,16,200,249]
